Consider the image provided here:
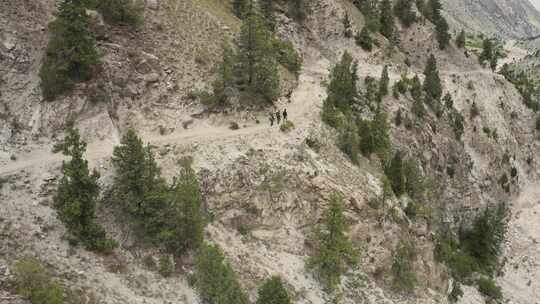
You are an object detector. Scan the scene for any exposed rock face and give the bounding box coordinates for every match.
[442,0,540,38]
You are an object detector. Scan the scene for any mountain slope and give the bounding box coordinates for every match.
[442,0,540,38]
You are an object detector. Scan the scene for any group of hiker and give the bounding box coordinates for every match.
[269,109,288,126]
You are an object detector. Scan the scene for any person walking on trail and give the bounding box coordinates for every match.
[283,109,288,121]
[276,110,281,125]
[269,112,275,126]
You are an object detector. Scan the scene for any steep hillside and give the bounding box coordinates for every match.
[1,1,539,304]
[442,0,540,38]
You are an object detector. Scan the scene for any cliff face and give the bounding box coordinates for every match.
[442,0,540,38]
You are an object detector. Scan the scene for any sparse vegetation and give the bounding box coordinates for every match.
[158,255,174,277]
[92,0,143,26]
[12,258,64,304]
[476,277,503,301]
[308,193,358,291]
[280,120,295,132]
[392,240,417,293]
[355,27,373,51]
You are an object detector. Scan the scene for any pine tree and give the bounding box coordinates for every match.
[443,92,454,109]
[355,27,373,51]
[456,30,466,48]
[39,1,100,100]
[195,244,248,304]
[385,151,405,197]
[256,276,291,304]
[308,193,358,291]
[379,65,390,100]
[338,118,360,164]
[425,0,442,21]
[112,129,167,217]
[325,52,358,114]
[480,38,497,70]
[423,54,443,103]
[212,45,236,106]
[435,17,451,50]
[53,128,116,252]
[343,12,353,38]
[158,160,206,255]
[394,0,416,27]
[379,0,395,40]
[260,0,276,31]
[233,0,249,19]
[237,11,280,103]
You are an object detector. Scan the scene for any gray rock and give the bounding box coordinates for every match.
[147,0,159,10]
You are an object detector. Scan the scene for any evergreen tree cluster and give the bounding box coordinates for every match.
[53,128,117,252]
[210,4,302,106]
[500,64,540,112]
[479,37,506,71]
[12,258,65,304]
[308,193,358,291]
[417,0,450,49]
[111,130,206,256]
[40,0,142,100]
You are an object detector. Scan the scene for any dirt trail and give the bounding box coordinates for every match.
[0,55,331,177]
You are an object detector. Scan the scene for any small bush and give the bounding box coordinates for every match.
[12,258,64,304]
[229,122,240,130]
[256,276,291,304]
[280,120,295,132]
[448,282,464,303]
[392,241,417,293]
[477,277,502,301]
[355,27,373,52]
[158,255,174,277]
[95,0,143,26]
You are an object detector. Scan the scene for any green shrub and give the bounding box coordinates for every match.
[12,259,64,304]
[308,193,358,291]
[280,120,295,132]
[357,112,391,159]
[274,40,302,74]
[95,0,143,26]
[158,256,174,277]
[40,2,100,100]
[256,276,291,304]
[448,282,464,303]
[392,241,417,293]
[194,244,248,304]
[460,203,510,275]
[385,151,405,197]
[338,119,359,164]
[355,27,373,52]
[477,277,502,301]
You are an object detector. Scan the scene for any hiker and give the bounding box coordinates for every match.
[283,109,288,121]
[269,112,275,126]
[276,110,281,125]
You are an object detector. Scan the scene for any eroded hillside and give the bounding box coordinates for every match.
[1,1,539,304]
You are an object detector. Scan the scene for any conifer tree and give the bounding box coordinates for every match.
[394,0,416,27]
[212,45,236,106]
[237,10,280,103]
[385,151,405,197]
[356,0,380,32]
[379,0,395,40]
[256,276,291,304]
[233,0,249,19]
[456,30,466,48]
[308,193,358,291]
[339,118,360,164]
[355,27,373,51]
[379,65,390,100]
[443,92,454,109]
[435,16,451,50]
[325,52,358,114]
[158,160,206,255]
[195,244,248,304]
[53,128,116,252]
[40,1,100,100]
[343,12,353,38]
[260,0,276,31]
[423,54,443,103]
[480,38,497,70]
[111,129,167,217]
